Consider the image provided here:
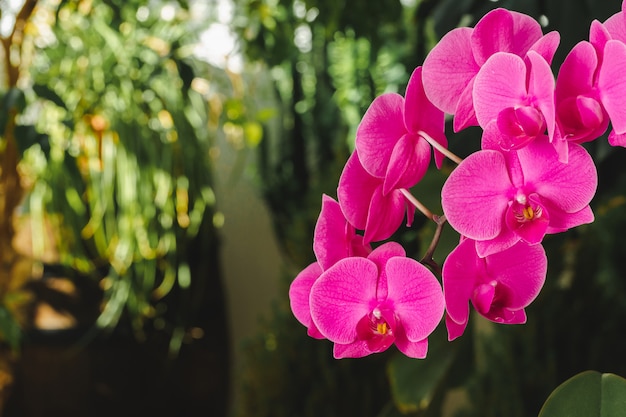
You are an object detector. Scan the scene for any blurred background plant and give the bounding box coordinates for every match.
[2,0,626,416]
[0,0,272,415]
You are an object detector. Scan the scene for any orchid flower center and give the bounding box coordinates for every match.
[513,194,543,223]
[505,193,550,244]
[356,307,396,352]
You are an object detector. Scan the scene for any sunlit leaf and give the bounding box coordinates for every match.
[244,121,264,147]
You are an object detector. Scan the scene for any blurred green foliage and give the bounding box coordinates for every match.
[0,0,243,358]
[233,0,626,417]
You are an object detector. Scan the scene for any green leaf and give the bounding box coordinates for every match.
[13,125,49,156]
[387,329,458,414]
[32,83,68,109]
[538,370,626,417]
[0,305,21,350]
[0,88,26,132]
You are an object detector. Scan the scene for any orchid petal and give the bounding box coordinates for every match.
[518,139,597,213]
[367,242,406,301]
[529,31,560,65]
[363,187,408,244]
[422,27,478,114]
[604,10,626,44]
[385,257,444,342]
[546,204,594,233]
[289,262,324,338]
[557,41,597,100]
[471,8,515,65]
[485,241,547,309]
[453,80,480,132]
[526,51,556,141]
[356,93,406,178]
[590,19,612,55]
[314,195,363,271]
[473,283,496,315]
[609,129,626,147]
[598,40,626,134]
[442,238,480,325]
[383,134,430,194]
[475,227,520,257]
[473,52,528,128]
[404,67,445,135]
[333,341,372,359]
[445,314,468,341]
[394,329,429,359]
[310,258,377,344]
[441,150,512,240]
[337,152,379,230]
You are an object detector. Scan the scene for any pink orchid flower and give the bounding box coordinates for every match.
[441,133,597,257]
[590,5,626,147]
[422,8,559,132]
[473,51,556,153]
[552,17,626,151]
[355,67,447,196]
[309,242,445,359]
[289,195,372,339]
[443,238,547,341]
[337,151,415,244]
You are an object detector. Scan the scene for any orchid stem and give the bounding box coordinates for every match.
[418,130,463,165]
[400,188,435,220]
[420,214,447,276]
[399,188,447,275]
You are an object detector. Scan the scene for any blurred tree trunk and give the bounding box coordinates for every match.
[0,0,39,412]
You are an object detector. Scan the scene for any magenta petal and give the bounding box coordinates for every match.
[289,262,324,338]
[442,150,512,240]
[383,134,430,194]
[314,195,358,271]
[337,152,379,230]
[333,341,372,359]
[609,129,626,146]
[364,187,408,244]
[546,204,594,233]
[473,52,528,128]
[526,51,556,141]
[473,283,496,315]
[422,27,478,114]
[529,31,560,65]
[445,314,468,341]
[394,328,429,359]
[485,241,547,309]
[556,42,597,100]
[385,257,444,342]
[518,139,597,213]
[356,93,406,178]
[604,10,626,44]
[475,227,520,257]
[471,8,515,65]
[404,67,445,135]
[453,80,480,132]
[442,238,480,325]
[590,20,611,55]
[487,308,527,324]
[366,241,406,301]
[598,40,626,134]
[310,258,378,344]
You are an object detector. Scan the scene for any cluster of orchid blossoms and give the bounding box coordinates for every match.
[289,3,626,359]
